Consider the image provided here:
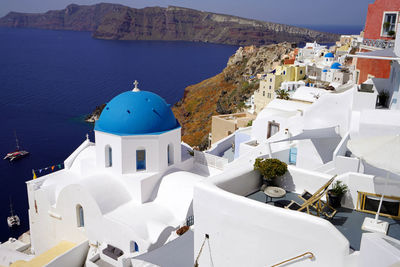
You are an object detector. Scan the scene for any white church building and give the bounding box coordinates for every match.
[24,83,209,266]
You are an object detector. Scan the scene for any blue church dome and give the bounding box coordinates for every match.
[322,69,328,73]
[330,62,342,70]
[95,90,180,135]
[324,52,334,58]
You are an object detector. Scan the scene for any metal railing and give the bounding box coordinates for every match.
[186,215,194,226]
[362,38,395,49]
[271,252,315,267]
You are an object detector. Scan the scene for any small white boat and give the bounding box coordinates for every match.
[7,215,20,228]
[7,199,20,228]
[3,131,29,162]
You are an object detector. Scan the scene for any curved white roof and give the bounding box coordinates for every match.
[154,171,203,219]
[103,170,203,247]
[291,86,331,103]
[43,171,132,214]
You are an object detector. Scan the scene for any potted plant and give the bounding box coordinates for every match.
[275,89,290,100]
[327,181,348,208]
[383,22,391,32]
[254,158,287,187]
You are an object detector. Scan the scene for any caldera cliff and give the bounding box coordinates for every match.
[0,4,339,46]
[172,43,295,149]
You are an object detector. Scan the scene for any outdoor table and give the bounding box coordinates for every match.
[264,186,286,203]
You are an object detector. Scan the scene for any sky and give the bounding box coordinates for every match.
[0,0,376,26]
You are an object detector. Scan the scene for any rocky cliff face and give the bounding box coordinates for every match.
[0,4,339,46]
[0,4,126,31]
[172,42,295,149]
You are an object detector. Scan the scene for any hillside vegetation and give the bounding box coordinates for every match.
[172,43,295,149]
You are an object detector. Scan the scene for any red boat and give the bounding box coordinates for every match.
[3,132,29,161]
[4,150,29,161]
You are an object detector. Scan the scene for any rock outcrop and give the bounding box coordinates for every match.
[85,104,106,123]
[0,4,339,46]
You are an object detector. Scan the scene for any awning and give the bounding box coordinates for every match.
[270,126,339,143]
[348,48,400,60]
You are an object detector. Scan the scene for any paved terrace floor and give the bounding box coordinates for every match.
[247,191,400,251]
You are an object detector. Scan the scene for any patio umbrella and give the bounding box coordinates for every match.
[347,135,400,234]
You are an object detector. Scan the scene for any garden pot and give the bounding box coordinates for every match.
[378,95,388,107]
[262,178,275,187]
[327,190,342,208]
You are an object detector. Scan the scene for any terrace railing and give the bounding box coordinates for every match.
[194,150,228,170]
[271,252,315,267]
[362,38,395,49]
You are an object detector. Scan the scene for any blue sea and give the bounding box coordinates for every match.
[0,27,238,241]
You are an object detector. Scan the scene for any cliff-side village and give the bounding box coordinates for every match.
[209,31,384,148]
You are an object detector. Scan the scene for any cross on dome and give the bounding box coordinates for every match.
[133,80,140,92]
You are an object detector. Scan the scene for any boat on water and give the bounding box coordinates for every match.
[3,132,29,161]
[7,199,20,228]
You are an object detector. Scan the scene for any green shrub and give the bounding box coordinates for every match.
[254,158,287,181]
[275,89,290,100]
[384,22,391,31]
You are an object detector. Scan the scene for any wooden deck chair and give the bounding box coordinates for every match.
[285,175,337,218]
[299,175,338,219]
[321,205,337,219]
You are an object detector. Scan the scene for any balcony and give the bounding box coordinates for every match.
[361,38,395,50]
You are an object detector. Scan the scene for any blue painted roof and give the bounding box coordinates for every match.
[324,52,334,58]
[95,91,180,135]
[331,62,342,70]
[323,69,328,72]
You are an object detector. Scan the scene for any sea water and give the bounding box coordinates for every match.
[0,27,237,241]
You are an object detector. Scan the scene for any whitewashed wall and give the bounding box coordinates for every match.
[194,165,351,267]
[95,128,181,175]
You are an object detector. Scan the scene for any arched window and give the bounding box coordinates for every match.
[105,145,112,167]
[136,149,146,171]
[168,144,174,166]
[130,241,139,253]
[76,204,84,227]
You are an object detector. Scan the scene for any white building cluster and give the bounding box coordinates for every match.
[248,39,359,116]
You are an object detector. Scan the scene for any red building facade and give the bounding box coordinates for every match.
[356,0,400,84]
[364,0,400,40]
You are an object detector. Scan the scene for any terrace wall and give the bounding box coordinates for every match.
[194,165,351,267]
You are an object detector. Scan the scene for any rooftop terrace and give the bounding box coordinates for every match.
[247,190,400,251]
